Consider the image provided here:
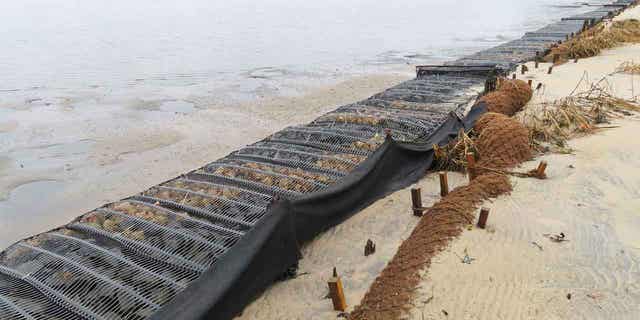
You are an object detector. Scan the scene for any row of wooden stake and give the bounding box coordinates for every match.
[511,54,580,81]
[328,153,548,312]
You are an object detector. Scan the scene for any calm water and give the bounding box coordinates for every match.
[0,0,599,105]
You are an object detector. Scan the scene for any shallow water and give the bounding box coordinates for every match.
[1,0,600,106]
[0,0,605,247]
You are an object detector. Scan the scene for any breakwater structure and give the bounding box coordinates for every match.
[0,1,636,319]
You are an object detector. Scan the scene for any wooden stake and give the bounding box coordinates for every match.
[466,153,476,181]
[528,79,533,87]
[328,268,347,312]
[477,208,490,229]
[534,60,539,69]
[411,188,424,216]
[536,83,543,90]
[364,239,376,256]
[553,54,560,64]
[574,57,579,63]
[547,66,553,74]
[439,172,449,197]
[521,65,526,75]
[535,161,548,178]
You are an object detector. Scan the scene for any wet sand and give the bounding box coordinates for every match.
[0,72,412,248]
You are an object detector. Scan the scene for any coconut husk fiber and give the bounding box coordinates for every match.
[350,72,536,320]
[350,78,539,320]
[350,118,530,319]
[348,173,512,320]
[477,79,532,116]
[474,112,533,169]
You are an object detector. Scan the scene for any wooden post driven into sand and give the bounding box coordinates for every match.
[535,161,548,178]
[439,172,449,197]
[548,66,554,74]
[535,60,539,69]
[528,79,533,87]
[477,208,490,229]
[466,153,477,181]
[328,268,347,312]
[411,188,424,216]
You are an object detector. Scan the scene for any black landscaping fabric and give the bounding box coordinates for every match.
[152,104,486,320]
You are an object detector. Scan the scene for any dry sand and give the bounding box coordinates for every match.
[237,173,471,320]
[0,72,411,248]
[237,8,640,320]
[406,12,640,320]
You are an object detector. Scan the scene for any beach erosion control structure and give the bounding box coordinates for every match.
[0,1,635,319]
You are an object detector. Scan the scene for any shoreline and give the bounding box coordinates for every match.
[0,71,413,249]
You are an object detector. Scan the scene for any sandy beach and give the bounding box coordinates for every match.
[236,7,640,320]
[1,1,637,320]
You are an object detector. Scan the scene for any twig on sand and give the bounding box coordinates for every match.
[543,232,569,243]
[518,81,640,153]
[531,241,544,251]
[475,164,546,179]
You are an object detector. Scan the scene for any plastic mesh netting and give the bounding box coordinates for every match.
[0,1,632,318]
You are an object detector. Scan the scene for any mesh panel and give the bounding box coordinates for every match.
[0,272,85,320]
[198,158,334,196]
[267,126,383,156]
[230,142,358,176]
[0,242,159,319]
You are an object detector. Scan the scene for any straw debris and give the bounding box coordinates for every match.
[545,19,640,63]
[433,129,477,172]
[517,84,640,152]
[616,61,640,74]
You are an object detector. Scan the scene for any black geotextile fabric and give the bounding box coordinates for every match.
[151,103,487,320]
